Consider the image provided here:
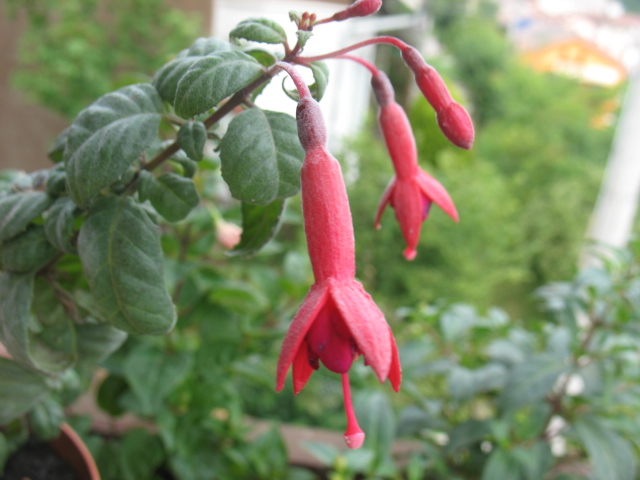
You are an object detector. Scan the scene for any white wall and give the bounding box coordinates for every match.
[211,0,422,150]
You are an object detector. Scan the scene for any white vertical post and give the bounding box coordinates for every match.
[582,73,640,265]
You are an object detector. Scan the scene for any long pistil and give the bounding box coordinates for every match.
[342,373,365,449]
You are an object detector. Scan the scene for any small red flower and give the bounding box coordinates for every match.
[372,71,458,260]
[277,97,401,449]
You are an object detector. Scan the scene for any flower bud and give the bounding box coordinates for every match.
[402,46,474,149]
[371,71,394,107]
[331,0,382,21]
[296,97,327,151]
[437,102,475,150]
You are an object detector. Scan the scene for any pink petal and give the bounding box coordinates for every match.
[292,341,315,394]
[390,178,424,260]
[388,331,402,392]
[374,176,396,230]
[416,169,459,222]
[329,279,392,382]
[276,283,330,392]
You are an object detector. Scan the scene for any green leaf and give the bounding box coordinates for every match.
[354,390,396,456]
[220,108,303,204]
[0,357,49,424]
[296,30,313,48]
[230,18,287,44]
[64,84,163,208]
[45,168,67,196]
[0,432,8,472]
[481,448,522,480]
[177,121,206,161]
[118,428,165,480]
[139,171,200,222]
[448,363,507,400]
[446,420,491,453]
[512,442,553,480]
[48,126,71,163]
[75,323,128,367]
[153,37,231,103]
[309,61,329,101]
[44,196,78,254]
[228,200,285,257]
[97,374,129,417]
[174,51,263,119]
[77,196,176,334]
[28,396,64,440]
[0,191,53,242]
[122,343,192,416]
[574,415,636,480]
[498,354,568,411]
[1,225,58,273]
[0,273,76,374]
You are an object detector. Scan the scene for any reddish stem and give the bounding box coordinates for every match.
[274,62,312,100]
[337,54,379,76]
[296,36,409,64]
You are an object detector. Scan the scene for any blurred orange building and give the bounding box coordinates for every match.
[522,37,628,86]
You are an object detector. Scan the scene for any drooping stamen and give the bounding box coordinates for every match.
[342,373,365,449]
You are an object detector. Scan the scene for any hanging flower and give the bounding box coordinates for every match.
[372,71,458,260]
[276,92,401,449]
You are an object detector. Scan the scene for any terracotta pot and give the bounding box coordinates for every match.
[49,423,101,480]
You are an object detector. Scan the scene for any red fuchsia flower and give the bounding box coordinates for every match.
[316,0,382,24]
[273,70,401,449]
[371,70,459,261]
[401,46,475,150]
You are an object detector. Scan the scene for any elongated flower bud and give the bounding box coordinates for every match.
[401,46,475,150]
[296,97,327,151]
[325,0,382,22]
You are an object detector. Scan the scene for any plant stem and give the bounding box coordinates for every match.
[296,36,409,64]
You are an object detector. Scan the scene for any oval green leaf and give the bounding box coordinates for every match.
[1,225,59,273]
[230,18,287,45]
[0,191,53,242]
[139,171,200,222]
[177,121,206,162]
[174,51,263,119]
[44,196,78,254]
[153,37,231,104]
[228,200,285,257]
[0,273,76,374]
[220,108,304,204]
[77,196,176,334]
[64,84,163,208]
[0,357,49,425]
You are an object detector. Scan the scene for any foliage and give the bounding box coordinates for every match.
[347,13,616,317]
[4,0,202,118]
[0,17,315,475]
[306,242,640,480]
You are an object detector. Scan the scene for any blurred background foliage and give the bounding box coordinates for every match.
[348,4,618,318]
[2,0,637,478]
[3,0,202,118]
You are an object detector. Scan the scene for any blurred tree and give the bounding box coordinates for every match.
[346,12,617,317]
[3,0,201,118]
[620,0,640,12]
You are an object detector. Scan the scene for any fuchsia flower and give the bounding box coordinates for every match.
[276,93,401,449]
[371,70,459,261]
[401,46,475,150]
